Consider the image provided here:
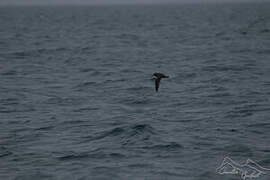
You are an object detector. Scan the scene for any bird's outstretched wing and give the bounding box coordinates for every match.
[155,78,161,92]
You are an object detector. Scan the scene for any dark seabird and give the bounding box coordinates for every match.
[153,73,169,92]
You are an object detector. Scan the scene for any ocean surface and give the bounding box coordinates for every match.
[0,2,270,180]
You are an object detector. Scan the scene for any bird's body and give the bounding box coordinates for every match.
[153,73,169,92]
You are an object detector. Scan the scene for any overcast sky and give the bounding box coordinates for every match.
[0,0,268,6]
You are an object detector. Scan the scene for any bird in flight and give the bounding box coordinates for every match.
[153,73,169,92]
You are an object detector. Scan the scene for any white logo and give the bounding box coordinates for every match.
[217,157,270,180]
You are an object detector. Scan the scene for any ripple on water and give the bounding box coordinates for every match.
[90,124,158,141]
[0,147,13,158]
[142,142,184,152]
[223,143,254,157]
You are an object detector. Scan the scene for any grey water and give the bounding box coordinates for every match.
[0,2,270,180]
